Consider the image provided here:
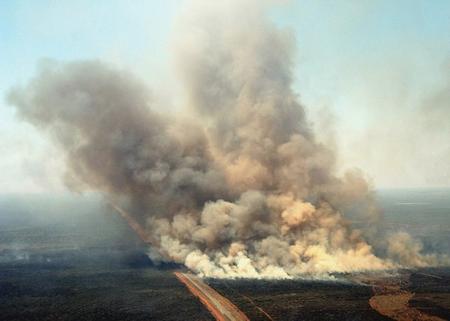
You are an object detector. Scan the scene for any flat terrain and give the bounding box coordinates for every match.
[175,272,249,321]
[0,195,212,321]
[0,250,213,321]
[0,190,449,321]
[208,277,391,321]
[206,268,450,321]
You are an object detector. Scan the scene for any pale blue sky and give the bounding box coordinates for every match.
[1,0,449,193]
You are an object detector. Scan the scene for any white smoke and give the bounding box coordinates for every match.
[7,0,447,278]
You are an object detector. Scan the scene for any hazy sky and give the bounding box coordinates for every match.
[1,0,449,194]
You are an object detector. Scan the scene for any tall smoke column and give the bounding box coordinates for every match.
[8,0,444,278]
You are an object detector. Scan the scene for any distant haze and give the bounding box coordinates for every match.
[6,0,449,278]
[1,1,449,192]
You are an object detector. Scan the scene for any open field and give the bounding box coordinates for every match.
[3,253,449,321]
[0,195,213,321]
[1,191,449,320]
[0,250,212,321]
[206,268,450,321]
[208,276,390,321]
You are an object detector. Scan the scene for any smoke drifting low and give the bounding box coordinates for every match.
[8,0,447,278]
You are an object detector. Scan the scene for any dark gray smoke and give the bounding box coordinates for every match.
[8,0,446,278]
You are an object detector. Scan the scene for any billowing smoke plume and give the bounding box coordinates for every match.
[8,0,446,278]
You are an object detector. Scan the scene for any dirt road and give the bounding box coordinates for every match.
[174,272,250,321]
[352,272,445,321]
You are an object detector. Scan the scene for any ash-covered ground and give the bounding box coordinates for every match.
[1,189,449,321]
